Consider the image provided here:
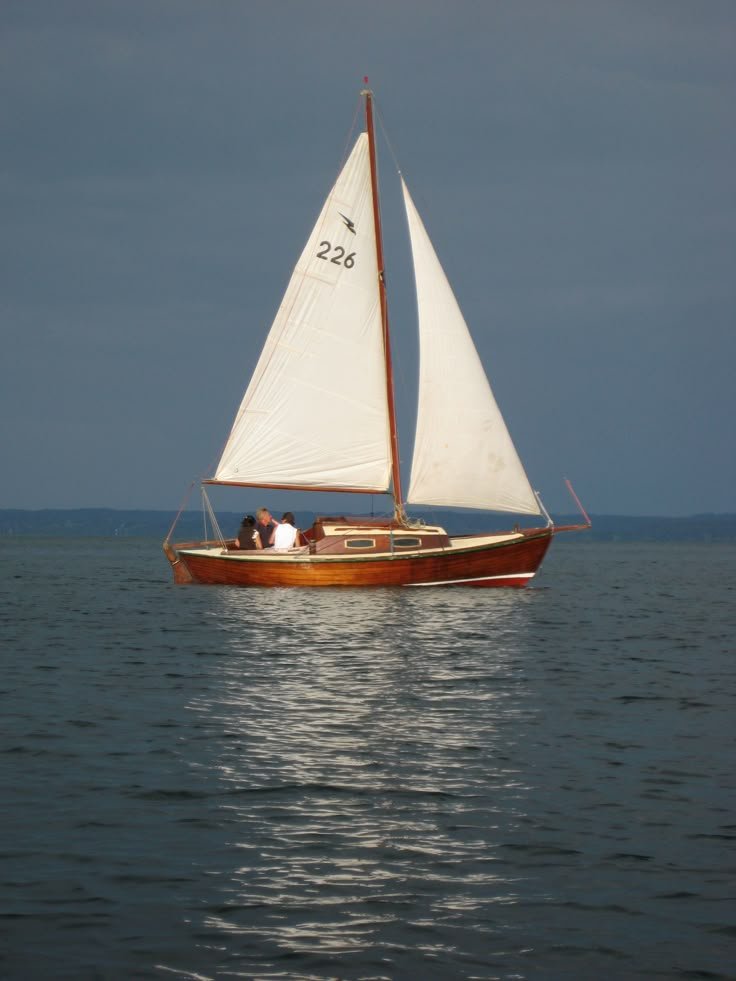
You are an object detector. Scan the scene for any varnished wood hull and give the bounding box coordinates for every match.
[164,529,554,588]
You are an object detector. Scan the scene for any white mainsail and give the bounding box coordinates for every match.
[402,178,542,515]
[214,134,392,492]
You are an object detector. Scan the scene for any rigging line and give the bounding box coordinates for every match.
[201,484,226,546]
[373,98,403,176]
[565,478,592,526]
[165,481,196,543]
[337,94,364,172]
[200,488,210,542]
[204,440,229,482]
[372,97,415,498]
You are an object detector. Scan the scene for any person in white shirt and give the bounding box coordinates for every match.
[271,512,298,550]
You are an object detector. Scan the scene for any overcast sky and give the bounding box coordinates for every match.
[2,0,734,517]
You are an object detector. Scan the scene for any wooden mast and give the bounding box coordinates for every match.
[363,85,404,521]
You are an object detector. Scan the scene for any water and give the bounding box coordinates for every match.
[1,538,734,980]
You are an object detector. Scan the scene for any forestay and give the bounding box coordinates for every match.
[214,134,392,492]
[402,179,542,515]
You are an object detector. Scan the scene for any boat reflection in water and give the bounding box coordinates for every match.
[182,587,539,954]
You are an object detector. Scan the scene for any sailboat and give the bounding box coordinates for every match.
[164,87,589,588]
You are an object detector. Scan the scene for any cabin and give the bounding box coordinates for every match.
[302,516,451,555]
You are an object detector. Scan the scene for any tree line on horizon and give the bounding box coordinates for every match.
[0,509,734,542]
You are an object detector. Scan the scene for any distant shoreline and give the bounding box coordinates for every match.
[1,509,734,542]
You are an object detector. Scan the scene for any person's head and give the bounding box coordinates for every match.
[256,508,271,525]
[282,511,295,525]
[242,515,256,528]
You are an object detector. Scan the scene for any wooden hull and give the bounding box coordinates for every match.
[164,528,554,588]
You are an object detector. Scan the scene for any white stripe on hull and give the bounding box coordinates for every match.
[406,572,536,587]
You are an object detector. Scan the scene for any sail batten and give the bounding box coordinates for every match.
[402,178,542,516]
[214,134,392,493]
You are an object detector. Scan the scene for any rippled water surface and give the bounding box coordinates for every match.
[1,538,734,979]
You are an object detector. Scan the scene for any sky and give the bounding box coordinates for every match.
[2,0,734,517]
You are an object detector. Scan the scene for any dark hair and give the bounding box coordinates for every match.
[282,511,295,524]
[242,515,256,527]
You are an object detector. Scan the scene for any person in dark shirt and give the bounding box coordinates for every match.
[236,515,261,550]
[255,508,278,548]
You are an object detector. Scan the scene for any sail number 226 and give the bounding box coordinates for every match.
[316,242,356,268]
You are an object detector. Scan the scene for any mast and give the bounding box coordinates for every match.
[363,85,404,520]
